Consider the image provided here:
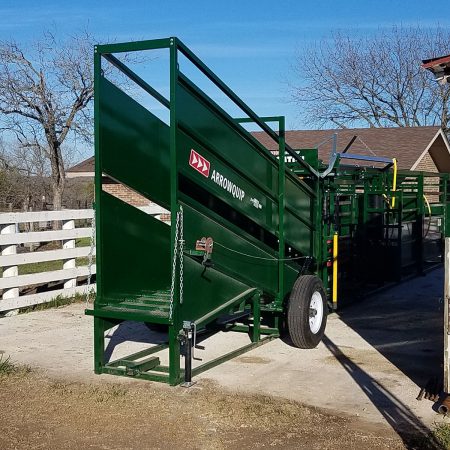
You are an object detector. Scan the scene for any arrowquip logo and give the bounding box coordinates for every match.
[210,169,245,201]
[189,149,210,178]
[188,148,246,202]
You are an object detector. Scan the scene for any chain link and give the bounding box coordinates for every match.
[169,206,183,320]
[179,206,184,305]
[85,211,96,306]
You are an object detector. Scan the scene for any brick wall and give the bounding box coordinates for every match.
[415,152,438,173]
[415,153,439,203]
[102,177,171,222]
[102,177,150,207]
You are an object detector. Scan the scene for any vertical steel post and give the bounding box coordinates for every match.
[397,191,403,281]
[93,317,104,374]
[93,47,101,301]
[252,293,261,343]
[332,232,338,309]
[278,117,285,304]
[417,175,424,275]
[168,38,181,386]
[444,174,450,393]
[445,238,450,393]
[92,46,103,373]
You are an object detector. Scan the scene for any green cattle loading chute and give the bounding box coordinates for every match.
[86,37,450,386]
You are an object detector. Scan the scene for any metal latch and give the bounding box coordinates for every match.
[195,237,214,267]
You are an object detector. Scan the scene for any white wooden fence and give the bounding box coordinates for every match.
[0,209,96,314]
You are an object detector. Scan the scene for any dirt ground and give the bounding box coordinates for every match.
[0,367,428,450]
[1,268,449,448]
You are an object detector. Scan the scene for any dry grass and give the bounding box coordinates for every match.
[0,367,409,450]
[0,354,32,377]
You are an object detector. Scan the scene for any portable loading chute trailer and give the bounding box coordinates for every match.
[86,37,450,386]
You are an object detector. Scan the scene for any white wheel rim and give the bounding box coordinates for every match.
[309,291,323,334]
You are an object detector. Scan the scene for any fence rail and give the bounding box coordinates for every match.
[0,209,96,314]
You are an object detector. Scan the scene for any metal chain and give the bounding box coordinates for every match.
[85,211,96,306]
[179,206,184,305]
[169,206,183,320]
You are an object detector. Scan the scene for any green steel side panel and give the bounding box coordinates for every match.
[99,77,170,209]
[284,173,314,254]
[176,77,278,198]
[283,210,314,255]
[284,175,312,217]
[182,203,279,295]
[180,256,252,323]
[177,131,279,232]
[99,190,171,305]
[283,263,299,297]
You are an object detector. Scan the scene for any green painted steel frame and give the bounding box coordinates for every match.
[90,38,295,385]
[88,294,273,385]
[90,36,448,387]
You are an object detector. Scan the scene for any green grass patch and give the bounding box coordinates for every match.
[76,256,96,266]
[76,237,91,247]
[18,292,95,314]
[432,422,450,449]
[19,260,63,275]
[0,354,32,377]
[19,257,95,275]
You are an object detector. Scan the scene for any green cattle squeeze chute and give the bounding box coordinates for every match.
[87,37,450,386]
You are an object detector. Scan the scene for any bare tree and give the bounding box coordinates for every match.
[290,26,450,131]
[0,31,94,210]
[0,139,51,211]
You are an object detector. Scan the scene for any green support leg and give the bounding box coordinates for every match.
[251,294,261,343]
[94,317,105,374]
[168,324,181,386]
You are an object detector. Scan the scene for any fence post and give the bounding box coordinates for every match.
[1,223,19,316]
[62,219,76,289]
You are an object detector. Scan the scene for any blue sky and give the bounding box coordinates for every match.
[1,0,449,160]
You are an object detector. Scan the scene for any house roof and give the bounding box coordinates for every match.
[253,126,446,170]
[422,54,450,84]
[66,156,95,174]
[67,126,450,175]
[422,54,450,69]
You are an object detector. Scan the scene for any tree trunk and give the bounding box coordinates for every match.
[51,177,65,230]
[48,139,66,211]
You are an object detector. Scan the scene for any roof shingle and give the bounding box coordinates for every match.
[253,126,442,169]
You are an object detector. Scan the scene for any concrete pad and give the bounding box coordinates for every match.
[0,268,448,436]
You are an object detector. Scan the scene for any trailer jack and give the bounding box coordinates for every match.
[180,321,196,388]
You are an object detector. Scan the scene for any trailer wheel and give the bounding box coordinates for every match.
[287,275,327,348]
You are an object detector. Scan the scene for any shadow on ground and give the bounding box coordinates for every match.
[104,322,166,362]
[338,268,443,389]
[322,335,443,449]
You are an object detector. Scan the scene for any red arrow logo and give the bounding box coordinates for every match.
[189,149,210,178]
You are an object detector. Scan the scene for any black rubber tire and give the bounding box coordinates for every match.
[287,275,327,349]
